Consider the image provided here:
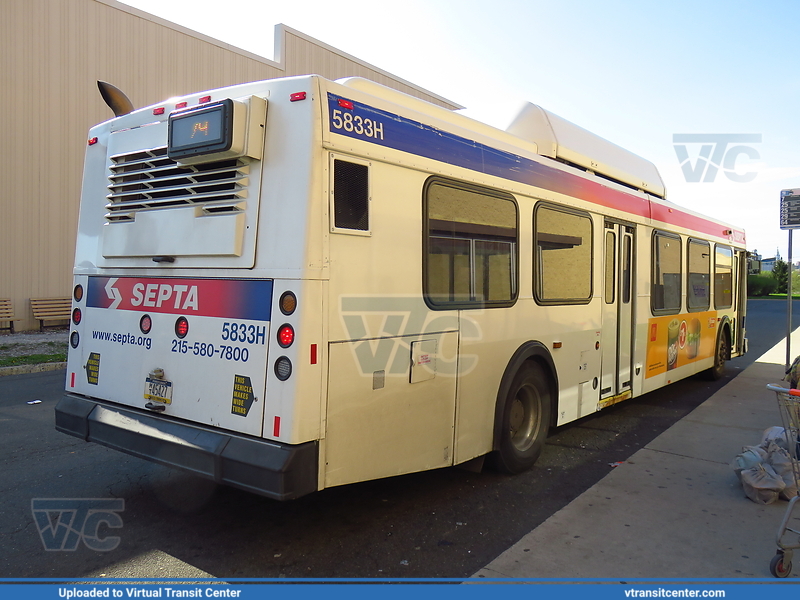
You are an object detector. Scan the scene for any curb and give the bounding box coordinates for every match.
[0,362,67,378]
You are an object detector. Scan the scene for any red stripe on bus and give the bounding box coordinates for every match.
[650,203,746,243]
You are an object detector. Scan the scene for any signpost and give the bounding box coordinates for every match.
[780,189,800,369]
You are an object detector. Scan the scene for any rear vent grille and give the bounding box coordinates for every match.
[106,147,250,222]
[333,159,369,231]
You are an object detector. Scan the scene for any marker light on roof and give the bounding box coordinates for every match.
[199,96,211,104]
[175,102,188,109]
[338,99,354,110]
[153,107,165,115]
[290,92,307,102]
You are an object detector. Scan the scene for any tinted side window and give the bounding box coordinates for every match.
[652,232,682,314]
[715,244,733,309]
[425,180,517,308]
[687,239,710,311]
[534,204,593,304]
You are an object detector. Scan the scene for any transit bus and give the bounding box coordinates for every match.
[56,75,747,500]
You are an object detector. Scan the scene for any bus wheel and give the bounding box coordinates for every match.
[704,329,729,381]
[491,362,552,474]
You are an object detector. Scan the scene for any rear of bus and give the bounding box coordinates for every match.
[56,76,327,500]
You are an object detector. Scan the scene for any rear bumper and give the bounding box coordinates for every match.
[55,394,318,501]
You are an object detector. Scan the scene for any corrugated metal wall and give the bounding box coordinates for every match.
[1,0,459,332]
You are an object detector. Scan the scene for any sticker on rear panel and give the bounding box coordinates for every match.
[86,353,100,385]
[231,374,257,417]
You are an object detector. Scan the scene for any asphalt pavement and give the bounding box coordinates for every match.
[472,329,800,579]
[66,323,800,581]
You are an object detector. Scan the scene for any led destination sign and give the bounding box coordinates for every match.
[168,99,234,160]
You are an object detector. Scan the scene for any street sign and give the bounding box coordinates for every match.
[780,188,800,229]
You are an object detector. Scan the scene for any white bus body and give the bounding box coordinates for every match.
[57,75,746,499]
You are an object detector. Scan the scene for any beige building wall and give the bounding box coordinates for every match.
[1,0,460,332]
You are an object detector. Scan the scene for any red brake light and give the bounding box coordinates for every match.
[278,324,295,348]
[140,314,152,335]
[72,308,82,325]
[175,317,189,339]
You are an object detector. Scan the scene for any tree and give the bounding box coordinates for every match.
[748,274,777,296]
[772,259,789,292]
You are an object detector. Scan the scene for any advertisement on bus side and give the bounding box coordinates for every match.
[645,311,717,378]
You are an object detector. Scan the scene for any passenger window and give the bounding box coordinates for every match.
[715,244,733,309]
[687,239,711,311]
[425,180,517,308]
[652,232,682,314]
[534,204,592,304]
[604,230,616,304]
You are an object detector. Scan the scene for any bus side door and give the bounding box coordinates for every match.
[600,222,635,401]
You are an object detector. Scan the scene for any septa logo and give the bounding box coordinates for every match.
[87,277,273,321]
[130,282,199,310]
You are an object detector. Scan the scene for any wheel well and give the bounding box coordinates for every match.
[492,342,558,451]
[718,317,732,360]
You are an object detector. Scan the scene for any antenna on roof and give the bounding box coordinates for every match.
[97,81,134,117]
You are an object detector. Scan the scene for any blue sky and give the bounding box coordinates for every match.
[123,0,800,259]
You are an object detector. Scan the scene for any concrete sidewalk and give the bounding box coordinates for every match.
[474,332,800,579]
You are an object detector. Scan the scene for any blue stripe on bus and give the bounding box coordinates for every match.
[326,92,651,219]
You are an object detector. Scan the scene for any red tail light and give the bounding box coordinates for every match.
[278,324,295,348]
[175,317,189,339]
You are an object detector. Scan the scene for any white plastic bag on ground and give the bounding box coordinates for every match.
[766,442,799,500]
[731,445,768,481]
[740,463,785,505]
[761,426,790,452]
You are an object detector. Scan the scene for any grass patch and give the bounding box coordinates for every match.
[0,353,67,368]
[762,294,800,300]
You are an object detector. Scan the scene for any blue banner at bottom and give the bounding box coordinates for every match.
[0,582,797,600]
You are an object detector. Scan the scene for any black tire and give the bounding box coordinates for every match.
[490,362,552,474]
[770,551,792,578]
[704,328,729,381]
